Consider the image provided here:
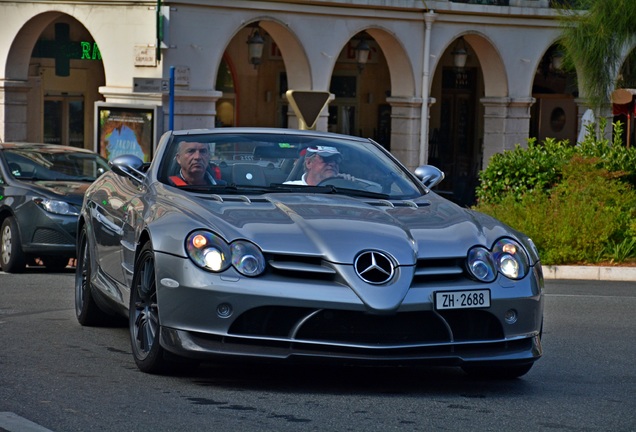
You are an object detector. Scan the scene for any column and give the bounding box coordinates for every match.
[480,96,534,167]
[0,80,31,142]
[386,96,424,171]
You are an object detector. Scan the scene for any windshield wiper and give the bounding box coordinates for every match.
[179,184,278,194]
[269,183,390,199]
[177,183,390,199]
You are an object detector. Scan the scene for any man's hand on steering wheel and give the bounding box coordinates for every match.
[336,173,356,181]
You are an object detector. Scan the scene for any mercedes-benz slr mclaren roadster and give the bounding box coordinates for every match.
[75,127,544,378]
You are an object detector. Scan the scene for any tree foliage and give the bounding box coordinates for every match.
[558,0,636,110]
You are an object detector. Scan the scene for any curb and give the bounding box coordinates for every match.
[544,265,636,282]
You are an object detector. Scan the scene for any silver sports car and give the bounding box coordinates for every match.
[75,127,544,378]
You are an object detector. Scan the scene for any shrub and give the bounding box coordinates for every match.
[475,137,574,204]
[474,147,636,265]
[576,120,636,186]
[475,119,636,205]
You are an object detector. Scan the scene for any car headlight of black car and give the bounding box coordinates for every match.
[186,230,266,276]
[32,197,80,216]
[467,238,530,282]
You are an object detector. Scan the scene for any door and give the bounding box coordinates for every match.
[431,68,478,206]
[43,95,84,147]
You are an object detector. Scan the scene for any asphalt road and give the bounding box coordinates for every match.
[0,270,635,432]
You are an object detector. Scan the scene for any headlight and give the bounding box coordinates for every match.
[467,238,530,282]
[492,239,529,280]
[467,247,497,282]
[32,197,80,216]
[231,241,266,277]
[186,231,231,272]
[185,231,265,276]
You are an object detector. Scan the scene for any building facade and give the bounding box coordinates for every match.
[0,0,585,205]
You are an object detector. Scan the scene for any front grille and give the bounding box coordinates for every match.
[32,228,72,245]
[412,257,466,284]
[266,255,469,285]
[229,306,503,345]
[267,255,338,282]
[295,310,449,344]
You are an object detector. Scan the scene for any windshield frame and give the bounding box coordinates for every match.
[157,131,426,200]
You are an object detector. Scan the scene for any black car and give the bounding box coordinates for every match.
[0,142,109,272]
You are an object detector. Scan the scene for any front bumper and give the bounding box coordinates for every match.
[16,204,77,256]
[154,252,544,366]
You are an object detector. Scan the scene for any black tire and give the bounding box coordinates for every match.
[1,216,27,273]
[75,225,114,326]
[461,362,534,380]
[42,255,70,272]
[130,242,171,374]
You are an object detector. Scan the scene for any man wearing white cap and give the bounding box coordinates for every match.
[285,145,353,186]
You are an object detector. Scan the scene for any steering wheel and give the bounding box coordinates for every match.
[317,176,382,193]
[317,176,360,188]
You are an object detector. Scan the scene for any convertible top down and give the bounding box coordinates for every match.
[75,127,544,378]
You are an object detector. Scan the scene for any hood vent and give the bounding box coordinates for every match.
[368,199,430,208]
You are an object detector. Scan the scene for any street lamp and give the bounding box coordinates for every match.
[247,26,265,69]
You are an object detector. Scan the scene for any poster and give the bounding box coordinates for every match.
[95,103,160,162]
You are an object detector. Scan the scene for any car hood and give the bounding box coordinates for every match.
[25,180,91,205]
[154,191,516,266]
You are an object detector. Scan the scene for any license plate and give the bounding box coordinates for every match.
[435,289,491,310]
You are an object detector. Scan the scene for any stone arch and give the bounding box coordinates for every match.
[5,12,63,79]
[321,26,415,147]
[363,27,416,98]
[258,20,311,91]
[462,33,507,98]
[2,11,105,145]
[218,18,312,127]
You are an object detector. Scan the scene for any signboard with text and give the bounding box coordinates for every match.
[133,77,169,93]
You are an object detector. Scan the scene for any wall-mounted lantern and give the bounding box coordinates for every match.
[452,37,468,69]
[246,25,265,69]
[355,38,371,71]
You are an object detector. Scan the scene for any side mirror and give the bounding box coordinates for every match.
[109,154,146,183]
[414,165,445,189]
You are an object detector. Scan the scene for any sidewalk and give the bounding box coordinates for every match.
[544,265,636,281]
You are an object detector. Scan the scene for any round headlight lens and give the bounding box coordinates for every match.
[493,239,529,280]
[185,231,231,272]
[203,248,225,271]
[499,254,520,278]
[467,247,496,282]
[231,241,265,277]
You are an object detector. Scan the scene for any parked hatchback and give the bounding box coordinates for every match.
[0,142,109,272]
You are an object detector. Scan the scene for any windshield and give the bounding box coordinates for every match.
[5,147,110,181]
[159,132,424,199]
